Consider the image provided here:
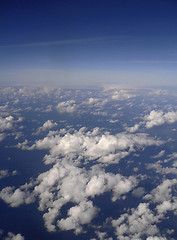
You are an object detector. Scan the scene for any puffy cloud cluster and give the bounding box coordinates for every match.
[0,127,164,234]
[145,110,177,128]
[0,116,13,131]
[4,232,24,240]
[110,169,177,239]
[0,162,138,234]
[25,128,163,165]
[0,186,34,207]
[56,100,76,113]
[111,90,136,100]
[112,203,160,239]
[126,110,177,133]
[144,179,177,216]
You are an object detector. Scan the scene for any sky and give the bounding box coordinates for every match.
[0,0,177,87]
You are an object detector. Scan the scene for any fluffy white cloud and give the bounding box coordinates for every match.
[57,200,98,234]
[86,172,137,201]
[103,86,136,101]
[4,232,24,240]
[111,90,135,100]
[37,120,57,133]
[145,110,177,128]
[0,186,34,207]
[0,116,13,131]
[25,128,163,165]
[126,109,177,132]
[56,100,76,113]
[126,124,140,133]
[112,203,159,239]
[7,127,164,234]
[31,162,138,233]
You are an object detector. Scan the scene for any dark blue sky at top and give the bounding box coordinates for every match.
[0,0,177,87]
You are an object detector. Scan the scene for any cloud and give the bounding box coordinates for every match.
[146,237,167,240]
[126,124,141,133]
[112,203,160,239]
[37,120,57,133]
[126,110,177,132]
[57,200,98,234]
[4,232,24,240]
[19,128,164,165]
[0,116,13,131]
[0,37,105,48]
[1,126,165,234]
[152,150,165,159]
[56,100,76,113]
[145,110,177,128]
[0,170,10,179]
[0,133,6,142]
[0,187,34,207]
[103,87,136,101]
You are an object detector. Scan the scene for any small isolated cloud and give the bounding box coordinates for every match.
[37,120,57,133]
[152,150,165,159]
[56,100,76,113]
[0,170,9,179]
[0,186,34,207]
[0,170,17,180]
[4,232,24,240]
[0,116,13,131]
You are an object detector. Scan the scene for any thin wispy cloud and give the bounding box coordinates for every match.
[0,37,105,48]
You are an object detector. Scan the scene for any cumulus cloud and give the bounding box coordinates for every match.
[126,110,177,132]
[111,90,135,100]
[103,86,136,101]
[37,120,57,133]
[56,100,76,113]
[4,232,24,240]
[125,123,141,133]
[1,126,165,234]
[145,110,177,128]
[112,203,159,239]
[57,200,98,234]
[0,116,13,131]
[23,128,163,165]
[0,186,34,207]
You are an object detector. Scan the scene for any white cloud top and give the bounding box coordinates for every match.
[56,100,76,113]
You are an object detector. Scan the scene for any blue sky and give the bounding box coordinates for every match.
[0,0,177,87]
